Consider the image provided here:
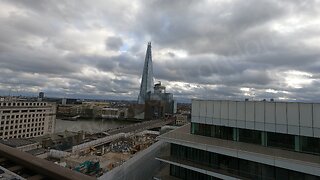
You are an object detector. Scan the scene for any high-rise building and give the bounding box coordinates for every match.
[38,92,44,99]
[156,99,320,179]
[0,100,56,139]
[138,42,154,104]
[145,82,176,120]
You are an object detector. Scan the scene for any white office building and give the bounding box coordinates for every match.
[156,99,320,179]
[0,101,56,139]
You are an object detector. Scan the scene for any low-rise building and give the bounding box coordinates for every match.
[0,138,47,158]
[175,114,188,126]
[32,131,85,151]
[57,102,129,119]
[100,107,128,119]
[0,138,40,152]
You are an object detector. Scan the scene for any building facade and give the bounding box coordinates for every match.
[0,101,56,139]
[145,82,176,120]
[156,99,320,179]
[101,108,125,119]
[175,114,188,126]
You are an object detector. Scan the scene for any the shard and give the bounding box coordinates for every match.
[138,42,154,104]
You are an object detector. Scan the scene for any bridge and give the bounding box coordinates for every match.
[106,118,175,135]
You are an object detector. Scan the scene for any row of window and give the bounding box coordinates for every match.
[0,131,44,139]
[1,119,45,125]
[171,144,318,180]
[0,123,44,130]
[1,114,46,119]
[1,127,44,133]
[191,123,320,155]
[0,102,47,107]
[0,127,44,135]
[170,164,221,180]
[1,109,46,114]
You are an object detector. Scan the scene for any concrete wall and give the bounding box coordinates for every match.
[192,99,320,138]
[17,142,39,152]
[99,141,168,180]
[72,133,126,153]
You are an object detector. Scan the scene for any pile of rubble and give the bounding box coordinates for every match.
[110,138,134,153]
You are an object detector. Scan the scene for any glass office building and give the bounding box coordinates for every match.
[156,100,320,179]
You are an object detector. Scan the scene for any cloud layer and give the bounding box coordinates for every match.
[1,0,320,102]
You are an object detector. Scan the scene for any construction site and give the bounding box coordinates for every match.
[0,118,175,179]
[46,130,159,177]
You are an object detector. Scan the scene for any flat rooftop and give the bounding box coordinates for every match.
[0,139,37,148]
[26,148,47,156]
[31,131,82,142]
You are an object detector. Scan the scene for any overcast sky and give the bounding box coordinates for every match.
[1,0,320,102]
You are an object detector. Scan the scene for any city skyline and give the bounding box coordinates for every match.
[1,1,320,102]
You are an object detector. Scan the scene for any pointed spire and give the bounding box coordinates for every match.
[138,42,154,104]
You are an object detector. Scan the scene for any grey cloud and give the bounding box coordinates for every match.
[133,0,288,55]
[0,0,320,102]
[105,36,123,51]
[153,54,271,86]
[0,46,79,75]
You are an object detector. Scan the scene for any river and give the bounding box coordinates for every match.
[54,119,136,133]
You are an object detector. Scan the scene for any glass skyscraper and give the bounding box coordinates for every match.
[138,42,154,104]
